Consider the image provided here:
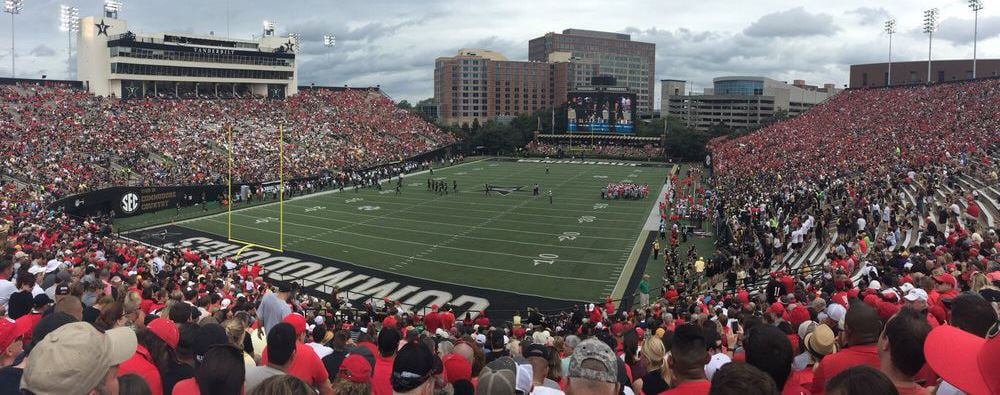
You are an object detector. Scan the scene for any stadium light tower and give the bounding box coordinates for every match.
[262,20,275,36]
[884,19,896,86]
[323,34,336,48]
[969,0,983,79]
[104,0,121,18]
[4,0,23,78]
[60,5,80,75]
[923,8,939,84]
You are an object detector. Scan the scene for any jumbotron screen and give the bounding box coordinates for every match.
[566,92,636,134]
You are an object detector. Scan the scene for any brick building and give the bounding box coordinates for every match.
[434,48,598,127]
[849,59,1000,88]
[529,29,655,115]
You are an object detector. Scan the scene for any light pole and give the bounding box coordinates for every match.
[262,20,275,37]
[969,0,983,79]
[60,5,80,77]
[884,19,895,87]
[923,8,939,84]
[323,34,336,65]
[4,0,23,78]
[104,0,121,18]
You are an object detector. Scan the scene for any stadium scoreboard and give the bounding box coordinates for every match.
[566,87,636,134]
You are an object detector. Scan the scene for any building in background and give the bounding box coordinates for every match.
[662,76,840,131]
[849,59,1000,88]
[529,29,655,115]
[433,48,599,126]
[415,98,439,121]
[77,15,297,98]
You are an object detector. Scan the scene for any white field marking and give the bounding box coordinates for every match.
[229,210,624,252]
[345,198,364,203]
[578,216,596,223]
[558,232,580,242]
[208,219,616,283]
[409,183,422,187]
[255,217,279,224]
[123,225,600,303]
[133,158,491,232]
[455,172,468,175]
[433,177,447,180]
[278,198,642,226]
[472,168,483,171]
[357,206,381,211]
[326,194,649,212]
[245,206,634,241]
[593,203,608,209]
[378,190,394,195]
[533,254,558,266]
[304,206,325,212]
[593,175,608,179]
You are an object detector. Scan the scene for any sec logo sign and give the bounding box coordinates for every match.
[121,193,139,214]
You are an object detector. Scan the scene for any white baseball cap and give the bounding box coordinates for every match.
[904,288,929,302]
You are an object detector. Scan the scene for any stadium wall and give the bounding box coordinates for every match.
[47,145,455,218]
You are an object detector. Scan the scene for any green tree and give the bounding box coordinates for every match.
[396,100,413,110]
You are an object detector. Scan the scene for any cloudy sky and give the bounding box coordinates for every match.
[5,0,999,108]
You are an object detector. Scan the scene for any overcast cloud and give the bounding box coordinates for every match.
[3,0,998,108]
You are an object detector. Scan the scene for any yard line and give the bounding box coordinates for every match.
[206,219,615,283]
[329,194,651,214]
[247,205,635,241]
[223,213,623,266]
[229,210,625,252]
[282,198,644,223]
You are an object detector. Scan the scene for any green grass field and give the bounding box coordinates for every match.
[138,159,673,302]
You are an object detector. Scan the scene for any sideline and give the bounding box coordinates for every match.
[611,175,674,304]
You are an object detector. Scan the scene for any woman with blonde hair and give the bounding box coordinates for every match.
[970,272,989,293]
[632,336,669,394]
[222,317,257,368]
[250,374,313,395]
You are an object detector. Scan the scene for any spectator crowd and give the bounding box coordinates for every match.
[0,79,999,395]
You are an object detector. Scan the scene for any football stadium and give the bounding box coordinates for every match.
[1,1,1000,395]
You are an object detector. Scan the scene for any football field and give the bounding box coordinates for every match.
[140,158,669,303]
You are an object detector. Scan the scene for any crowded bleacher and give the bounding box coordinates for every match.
[0,77,999,395]
[526,141,662,161]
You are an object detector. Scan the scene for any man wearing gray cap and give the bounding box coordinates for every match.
[20,321,137,395]
[565,338,618,395]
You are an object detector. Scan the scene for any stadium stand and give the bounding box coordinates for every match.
[0,79,998,395]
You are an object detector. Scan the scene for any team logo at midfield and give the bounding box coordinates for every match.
[121,192,139,214]
[485,185,525,196]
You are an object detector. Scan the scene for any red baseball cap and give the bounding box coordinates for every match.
[282,314,307,336]
[924,323,1000,394]
[442,353,471,384]
[789,306,810,328]
[338,354,372,383]
[0,319,25,352]
[147,318,179,349]
[382,316,397,330]
[768,302,786,317]
[933,273,957,288]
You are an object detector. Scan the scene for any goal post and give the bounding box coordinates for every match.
[227,123,284,252]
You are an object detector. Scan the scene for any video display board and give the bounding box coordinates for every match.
[566,91,636,134]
